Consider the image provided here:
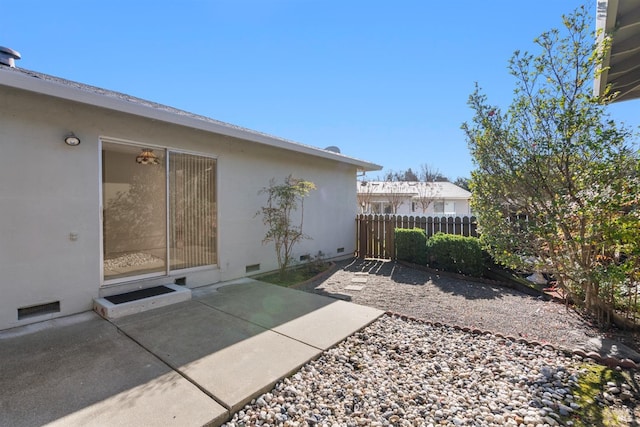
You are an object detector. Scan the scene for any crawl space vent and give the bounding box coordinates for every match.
[246,264,260,273]
[18,301,60,320]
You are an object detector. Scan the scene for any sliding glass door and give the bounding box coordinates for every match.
[102,141,217,283]
[169,153,217,270]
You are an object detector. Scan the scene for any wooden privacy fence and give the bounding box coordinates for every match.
[355,214,478,259]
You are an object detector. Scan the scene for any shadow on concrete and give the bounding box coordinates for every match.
[0,314,224,426]
[0,280,381,426]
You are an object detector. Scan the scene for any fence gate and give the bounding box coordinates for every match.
[356,214,395,259]
[355,214,478,259]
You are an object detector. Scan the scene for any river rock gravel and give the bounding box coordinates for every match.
[222,259,640,426]
[224,315,608,426]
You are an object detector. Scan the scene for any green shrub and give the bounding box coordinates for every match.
[426,233,485,277]
[395,228,427,265]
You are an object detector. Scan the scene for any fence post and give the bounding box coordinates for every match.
[470,216,478,237]
[367,214,374,258]
[417,216,427,235]
[372,214,380,258]
[357,214,366,258]
[462,216,470,237]
[385,214,395,259]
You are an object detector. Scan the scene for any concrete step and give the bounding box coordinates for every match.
[93,284,191,319]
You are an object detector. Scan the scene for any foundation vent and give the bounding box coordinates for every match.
[246,264,260,273]
[18,301,60,320]
[337,247,345,253]
[0,46,21,68]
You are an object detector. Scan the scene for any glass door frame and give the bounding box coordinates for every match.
[99,137,219,287]
[100,138,169,287]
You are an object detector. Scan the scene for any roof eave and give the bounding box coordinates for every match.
[595,0,640,102]
[594,0,615,99]
[0,67,382,172]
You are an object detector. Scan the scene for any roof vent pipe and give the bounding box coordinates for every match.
[0,46,21,67]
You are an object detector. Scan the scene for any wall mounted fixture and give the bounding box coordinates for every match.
[64,133,81,146]
[135,149,160,165]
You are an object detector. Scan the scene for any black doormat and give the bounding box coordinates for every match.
[105,285,175,305]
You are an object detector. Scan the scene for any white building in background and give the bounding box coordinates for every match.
[357,181,472,217]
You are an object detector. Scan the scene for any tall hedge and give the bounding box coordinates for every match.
[426,233,485,277]
[395,228,427,265]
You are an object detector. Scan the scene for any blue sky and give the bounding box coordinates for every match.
[3,1,638,180]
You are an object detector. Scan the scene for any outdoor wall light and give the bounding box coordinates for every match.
[64,133,81,146]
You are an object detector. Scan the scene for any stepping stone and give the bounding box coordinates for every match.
[345,285,365,291]
[351,277,368,284]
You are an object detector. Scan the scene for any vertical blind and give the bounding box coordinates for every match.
[169,152,217,270]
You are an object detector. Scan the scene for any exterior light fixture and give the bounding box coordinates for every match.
[136,149,160,165]
[64,133,81,146]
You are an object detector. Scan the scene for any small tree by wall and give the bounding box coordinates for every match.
[258,175,316,277]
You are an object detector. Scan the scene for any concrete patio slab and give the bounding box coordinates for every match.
[0,312,226,427]
[272,299,383,350]
[113,300,268,364]
[1,280,383,426]
[113,298,322,412]
[196,279,338,329]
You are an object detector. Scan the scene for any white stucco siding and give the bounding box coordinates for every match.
[217,141,357,280]
[0,88,102,329]
[0,85,359,330]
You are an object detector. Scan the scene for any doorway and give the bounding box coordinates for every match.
[102,141,217,284]
[102,142,167,281]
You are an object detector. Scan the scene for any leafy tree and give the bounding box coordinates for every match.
[453,177,471,191]
[382,168,419,182]
[381,170,398,181]
[258,175,316,277]
[419,163,449,182]
[381,165,449,182]
[462,6,640,325]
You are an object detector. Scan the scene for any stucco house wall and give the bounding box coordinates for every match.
[0,66,379,331]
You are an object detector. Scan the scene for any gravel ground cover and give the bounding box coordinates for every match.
[224,316,637,426]
[302,258,640,355]
[223,258,640,426]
